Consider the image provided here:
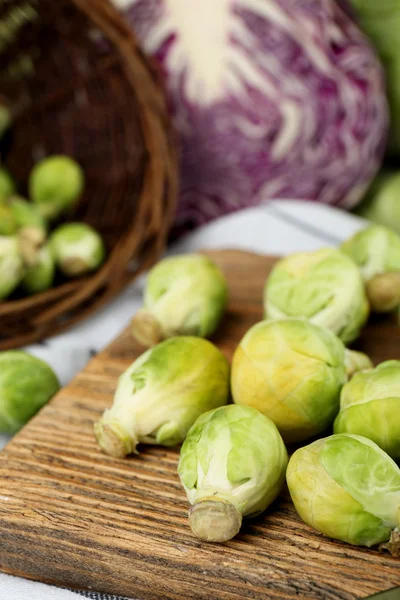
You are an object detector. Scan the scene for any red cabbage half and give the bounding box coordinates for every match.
[117,0,388,228]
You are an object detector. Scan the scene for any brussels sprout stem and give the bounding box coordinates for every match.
[188,498,242,543]
[366,273,400,313]
[18,226,45,267]
[94,418,138,458]
[380,528,400,557]
[131,309,163,347]
[61,256,91,277]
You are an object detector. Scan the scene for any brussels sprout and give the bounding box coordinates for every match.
[21,244,55,294]
[355,171,400,236]
[131,254,228,347]
[50,222,105,277]
[178,405,288,543]
[334,361,400,460]
[0,204,17,235]
[8,196,47,237]
[29,155,84,219]
[344,349,373,380]
[94,337,230,458]
[0,198,47,265]
[231,319,347,443]
[18,226,46,268]
[287,434,400,550]
[0,168,16,203]
[264,248,369,344]
[0,235,25,299]
[341,225,400,313]
[0,351,60,433]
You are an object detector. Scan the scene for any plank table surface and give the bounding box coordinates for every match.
[0,250,399,600]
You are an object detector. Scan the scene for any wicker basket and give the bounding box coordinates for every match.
[0,0,177,350]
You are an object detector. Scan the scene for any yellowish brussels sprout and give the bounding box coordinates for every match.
[21,244,55,294]
[0,168,16,203]
[94,337,230,458]
[29,155,84,220]
[287,434,400,550]
[334,361,400,461]
[341,224,400,313]
[0,235,25,299]
[18,226,46,268]
[131,254,228,347]
[178,405,288,543]
[264,248,369,344]
[231,319,348,443]
[50,222,105,277]
[0,351,60,433]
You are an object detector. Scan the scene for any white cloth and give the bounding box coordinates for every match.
[0,200,367,599]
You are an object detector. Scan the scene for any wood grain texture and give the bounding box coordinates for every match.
[0,250,399,600]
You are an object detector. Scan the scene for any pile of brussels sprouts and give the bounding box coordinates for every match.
[1,224,400,555]
[0,155,105,299]
[92,235,400,552]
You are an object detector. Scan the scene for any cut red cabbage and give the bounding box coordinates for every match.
[115,0,388,229]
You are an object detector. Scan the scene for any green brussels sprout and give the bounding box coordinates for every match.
[341,225,400,313]
[178,405,288,543]
[264,248,369,344]
[29,155,84,219]
[355,171,400,235]
[94,337,230,458]
[0,351,60,433]
[131,254,228,348]
[50,222,105,277]
[334,361,400,461]
[8,196,47,238]
[344,348,373,380]
[287,434,400,550]
[21,244,55,294]
[0,204,17,235]
[0,168,16,203]
[0,197,48,268]
[0,235,25,299]
[231,319,348,443]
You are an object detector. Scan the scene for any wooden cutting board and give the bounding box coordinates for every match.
[0,250,399,600]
